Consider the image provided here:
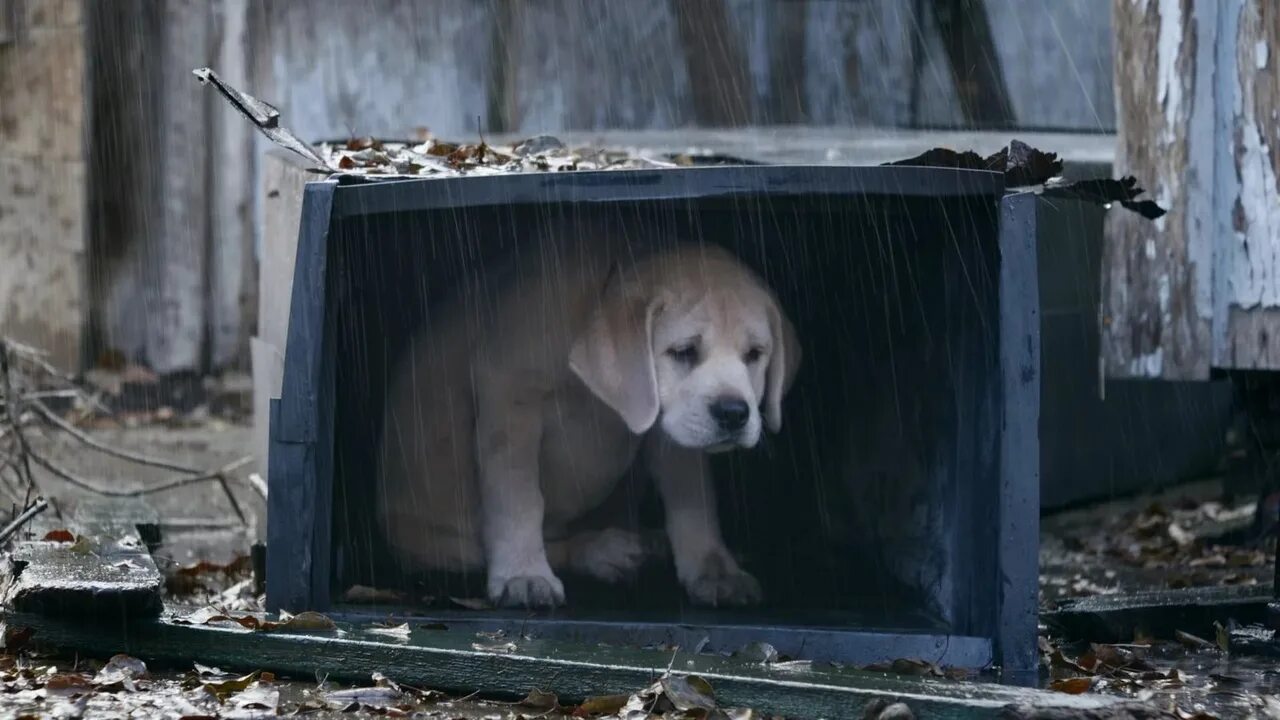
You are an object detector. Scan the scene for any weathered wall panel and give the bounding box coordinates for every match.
[0,0,86,371]
[248,0,494,143]
[985,0,1116,131]
[66,0,1117,376]
[1216,0,1280,369]
[1102,0,1213,380]
[1105,0,1280,378]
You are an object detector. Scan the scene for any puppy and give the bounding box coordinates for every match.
[377,230,800,608]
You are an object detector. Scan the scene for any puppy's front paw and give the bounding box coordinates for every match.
[571,528,647,583]
[489,571,565,609]
[683,551,762,607]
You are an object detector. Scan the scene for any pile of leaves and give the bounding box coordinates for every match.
[1041,495,1272,602]
[320,133,704,179]
[163,554,261,612]
[1036,635,1280,719]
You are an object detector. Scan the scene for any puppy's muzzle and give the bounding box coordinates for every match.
[709,396,751,433]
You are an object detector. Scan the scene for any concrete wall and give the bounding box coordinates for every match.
[0,0,86,371]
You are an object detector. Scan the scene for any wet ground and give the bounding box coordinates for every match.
[3,400,1280,718]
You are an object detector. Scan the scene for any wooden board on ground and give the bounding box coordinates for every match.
[0,498,162,619]
[7,610,1124,720]
[1044,585,1271,645]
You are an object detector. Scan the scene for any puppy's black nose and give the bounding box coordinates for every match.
[709,396,750,431]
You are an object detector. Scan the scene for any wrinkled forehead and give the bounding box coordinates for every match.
[655,291,771,348]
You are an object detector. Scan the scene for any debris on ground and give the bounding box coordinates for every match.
[1040,481,1274,605]
[0,338,255,547]
[883,139,1165,218]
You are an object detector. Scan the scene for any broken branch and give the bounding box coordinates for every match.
[27,398,202,474]
[0,496,49,546]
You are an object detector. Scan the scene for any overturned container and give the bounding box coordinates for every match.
[262,159,1040,677]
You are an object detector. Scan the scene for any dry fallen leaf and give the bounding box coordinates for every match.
[574,694,630,716]
[519,688,560,711]
[44,672,94,696]
[201,671,261,701]
[43,529,75,543]
[268,610,336,633]
[1049,677,1093,694]
[660,675,717,712]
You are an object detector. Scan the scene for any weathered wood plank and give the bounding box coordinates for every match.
[9,612,1123,719]
[252,151,311,480]
[208,0,256,370]
[1105,0,1280,377]
[510,0,690,132]
[804,0,920,128]
[248,0,494,142]
[672,0,753,127]
[144,0,211,375]
[1214,0,1280,370]
[1044,585,1271,644]
[984,0,1116,131]
[1102,0,1213,380]
[1,499,163,619]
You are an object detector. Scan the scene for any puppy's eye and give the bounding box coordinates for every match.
[667,345,699,365]
[743,346,764,364]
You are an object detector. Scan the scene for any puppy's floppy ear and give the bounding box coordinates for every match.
[569,268,663,434]
[764,299,801,433]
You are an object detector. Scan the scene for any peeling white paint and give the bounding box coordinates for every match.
[1257,41,1269,69]
[1230,114,1280,308]
[1156,0,1184,132]
[1154,186,1174,232]
[1129,348,1164,377]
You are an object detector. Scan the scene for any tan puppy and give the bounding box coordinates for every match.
[377,231,800,608]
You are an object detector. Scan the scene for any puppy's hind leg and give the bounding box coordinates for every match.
[546,528,666,583]
[474,378,564,609]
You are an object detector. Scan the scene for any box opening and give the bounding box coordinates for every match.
[325,191,1002,644]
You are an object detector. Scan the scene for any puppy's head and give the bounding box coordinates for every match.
[569,247,800,451]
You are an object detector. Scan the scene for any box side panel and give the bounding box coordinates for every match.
[996,193,1041,677]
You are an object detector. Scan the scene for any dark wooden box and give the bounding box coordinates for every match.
[266,166,1039,676]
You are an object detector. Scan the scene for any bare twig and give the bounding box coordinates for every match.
[246,472,268,501]
[26,450,253,499]
[0,496,49,546]
[0,341,37,504]
[1,338,80,390]
[27,399,201,474]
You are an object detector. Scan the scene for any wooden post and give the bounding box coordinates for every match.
[1103,0,1280,379]
[209,0,256,371]
[671,0,752,127]
[144,0,211,375]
